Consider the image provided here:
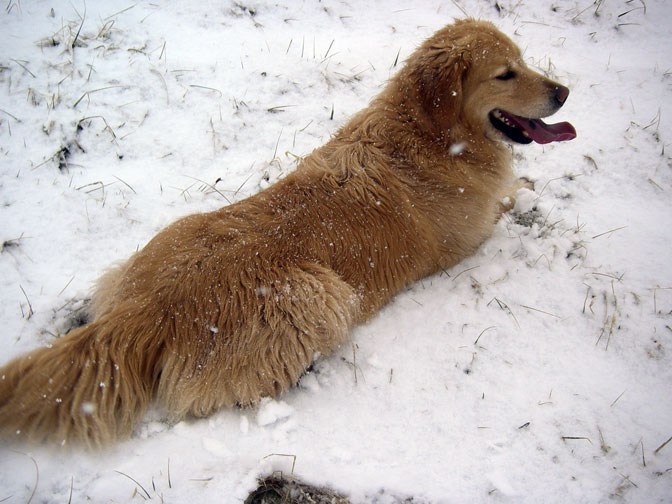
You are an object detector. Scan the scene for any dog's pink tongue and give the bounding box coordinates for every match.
[504,111,576,144]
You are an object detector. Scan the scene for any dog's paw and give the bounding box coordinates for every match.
[499,177,535,213]
[501,177,534,213]
[514,176,535,192]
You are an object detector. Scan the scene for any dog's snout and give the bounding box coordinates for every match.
[553,84,569,106]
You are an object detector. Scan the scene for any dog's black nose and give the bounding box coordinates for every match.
[554,85,569,106]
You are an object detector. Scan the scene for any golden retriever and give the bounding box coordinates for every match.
[0,19,575,447]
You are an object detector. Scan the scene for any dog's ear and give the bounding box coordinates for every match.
[416,48,470,131]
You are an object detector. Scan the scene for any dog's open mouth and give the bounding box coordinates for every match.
[489,109,576,145]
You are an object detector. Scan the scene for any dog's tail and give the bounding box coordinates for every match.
[0,306,162,448]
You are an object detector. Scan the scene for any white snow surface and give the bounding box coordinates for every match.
[1,1,671,502]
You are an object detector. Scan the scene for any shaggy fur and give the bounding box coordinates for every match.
[0,19,574,447]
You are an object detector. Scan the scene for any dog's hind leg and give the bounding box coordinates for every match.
[155,261,360,419]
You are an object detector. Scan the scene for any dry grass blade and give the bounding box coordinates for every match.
[188,84,223,96]
[474,325,496,345]
[233,171,255,197]
[654,435,672,455]
[0,108,21,122]
[96,19,115,39]
[267,105,294,113]
[610,390,626,407]
[113,175,137,194]
[262,454,297,475]
[58,276,75,296]
[323,39,335,59]
[19,284,33,319]
[583,284,593,314]
[598,426,611,454]
[487,297,520,328]
[520,304,562,318]
[452,265,479,282]
[78,115,117,139]
[450,0,469,17]
[595,313,616,350]
[114,470,151,500]
[535,173,582,200]
[562,436,593,444]
[73,85,125,108]
[67,476,73,504]
[272,128,283,160]
[392,47,401,68]
[182,175,231,204]
[638,0,648,14]
[592,271,625,282]
[10,58,36,78]
[648,178,663,191]
[71,7,86,49]
[11,451,39,504]
[592,226,628,239]
[104,4,136,20]
[583,154,598,170]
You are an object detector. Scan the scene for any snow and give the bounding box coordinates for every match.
[1,0,671,502]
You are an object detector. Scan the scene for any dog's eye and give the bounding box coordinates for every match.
[496,70,516,81]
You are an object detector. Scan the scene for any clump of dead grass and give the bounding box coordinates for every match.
[245,475,350,504]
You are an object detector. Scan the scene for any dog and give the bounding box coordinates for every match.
[0,19,575,448]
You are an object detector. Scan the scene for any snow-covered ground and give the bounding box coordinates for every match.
[1,0,671,502]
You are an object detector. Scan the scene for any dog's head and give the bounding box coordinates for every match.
[400,19,576,145]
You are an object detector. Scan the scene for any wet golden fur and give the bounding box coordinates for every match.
[0,19,571,447]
